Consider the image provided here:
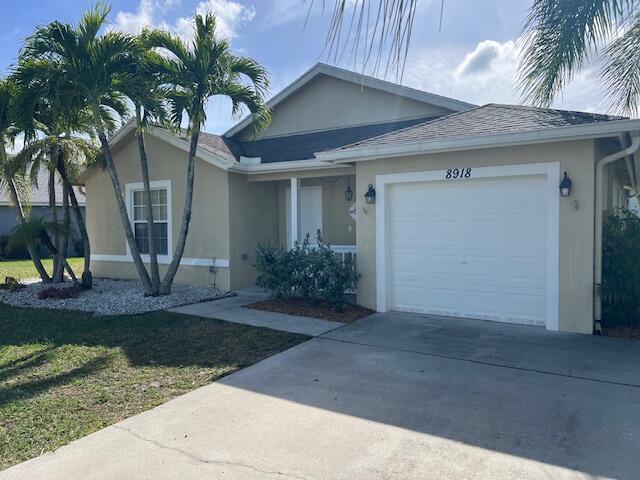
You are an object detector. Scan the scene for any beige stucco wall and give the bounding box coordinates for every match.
[236,74,453,140]
[86,132,231,290]
[228,173,279,290]
[354,140,599,334]
[276,175,357,247]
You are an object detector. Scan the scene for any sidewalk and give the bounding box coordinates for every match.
[170,294,344,337]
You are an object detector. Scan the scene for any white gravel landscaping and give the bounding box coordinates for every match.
[0,278,230,316]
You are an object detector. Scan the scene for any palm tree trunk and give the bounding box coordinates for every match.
[136,106,160,295]
[57,157,91,288]
[6,176,51,283]
[91,103,153,294]
[59,175,75,282]
[38,230,78,285]
[48,166,61,278]
[160,123,201,295]
[67,178,92,288]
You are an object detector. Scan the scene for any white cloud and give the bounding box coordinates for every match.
[402,37,607,113]
[453,40,518,78]
[192,0,256,39]
[112,0,255,40]
[263,0,313,29]
[112,0,155,34]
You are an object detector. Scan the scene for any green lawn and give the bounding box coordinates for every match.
[0,258,84,281]
[0,305,308,470]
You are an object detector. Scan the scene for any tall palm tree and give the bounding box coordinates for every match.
[119,39,172,295]
[144,13,271,294]
[19,4,155,293]
[17,123,103,287]
[14,57,110,288]
[518,0,640,114]
[0,77,50,282]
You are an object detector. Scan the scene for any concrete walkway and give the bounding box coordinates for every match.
[170,295,344,336]
[3,313,640,479]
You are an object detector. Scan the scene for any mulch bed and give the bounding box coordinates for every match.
[602,326,640,340]
[244,297,374,323]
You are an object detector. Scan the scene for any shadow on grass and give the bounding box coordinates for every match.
[0,304,308,370]
[0,347,58,384]
[0,356,111,407]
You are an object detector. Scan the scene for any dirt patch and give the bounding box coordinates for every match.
[244,297,374,323]
[602,326,640,340]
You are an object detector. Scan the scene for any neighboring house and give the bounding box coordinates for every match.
[81,63,639,334]
[0,167,86,257]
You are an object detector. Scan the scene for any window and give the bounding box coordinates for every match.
[131,187,169,256]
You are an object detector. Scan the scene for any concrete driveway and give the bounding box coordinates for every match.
[3,312,640,479]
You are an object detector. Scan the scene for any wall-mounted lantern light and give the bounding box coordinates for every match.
[559,172,572,197]
[364,184,376,204]
[344,177,353,202]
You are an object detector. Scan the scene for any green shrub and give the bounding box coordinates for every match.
[255,234,358,311]
[600,209,640,328]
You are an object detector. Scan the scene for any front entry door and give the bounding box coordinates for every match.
[286,185,323,246]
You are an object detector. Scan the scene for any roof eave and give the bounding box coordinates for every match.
[316,119,640,163]
[229,158,353,174]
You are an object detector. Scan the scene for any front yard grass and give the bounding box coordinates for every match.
[0,258,84,281]
[0,304,308,470]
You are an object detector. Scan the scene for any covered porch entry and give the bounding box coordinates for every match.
[248,168,357,261]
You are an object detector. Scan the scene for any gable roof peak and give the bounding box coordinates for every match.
[223,63,476,138]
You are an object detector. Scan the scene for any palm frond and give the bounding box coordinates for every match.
[518,0,636,106]
[310,0,419,77]
[601,11,640,114]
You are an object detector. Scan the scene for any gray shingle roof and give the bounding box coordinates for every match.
[337,104,626,150]
[197,116,440,164]
[0,167,85,206]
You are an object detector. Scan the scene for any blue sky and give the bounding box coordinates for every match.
[0,0,607,133]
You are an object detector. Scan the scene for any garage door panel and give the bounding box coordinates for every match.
[392,286,424,312]
[462,221,506,245]
[388,175,549,326]
[507,257,546,288]
[506,293,546,325]
[464,256,507,283]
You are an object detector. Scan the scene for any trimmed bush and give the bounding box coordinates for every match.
[0,277,26,292]
[37,284,82,300]
[600,209,640,328]
[255,234,358,311]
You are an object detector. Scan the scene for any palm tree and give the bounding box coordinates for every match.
[0,77,51,282]
[143,13,271,294]
[19,4,156,294]
[17,123,103,287]
[118,39,172,295]
[14,59,109,288]
[518,0,640,114]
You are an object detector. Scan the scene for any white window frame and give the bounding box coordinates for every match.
[375,162,560,331]
[125,180,173,264]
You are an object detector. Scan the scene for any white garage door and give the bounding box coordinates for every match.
[388,175,548,326]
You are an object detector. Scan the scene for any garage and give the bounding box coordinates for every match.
[376,164,560,328]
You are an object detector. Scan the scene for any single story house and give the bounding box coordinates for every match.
[82,63,640,334]
[1,167,85,258]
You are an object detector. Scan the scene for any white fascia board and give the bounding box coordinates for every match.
[223,63,475,137]
[108,119,137,149]
[229,158,353,174]
[106,122,236,172]
[316,119,640,163]
[95,120,347,178]
[148,128,236,171]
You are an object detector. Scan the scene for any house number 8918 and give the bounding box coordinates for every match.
[445,168,471,179]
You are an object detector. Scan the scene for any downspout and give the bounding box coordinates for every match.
[594,133,640,323]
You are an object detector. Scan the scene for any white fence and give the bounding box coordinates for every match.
[330,245,357,294]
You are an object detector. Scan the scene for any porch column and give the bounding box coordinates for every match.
[290,177,300,249]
